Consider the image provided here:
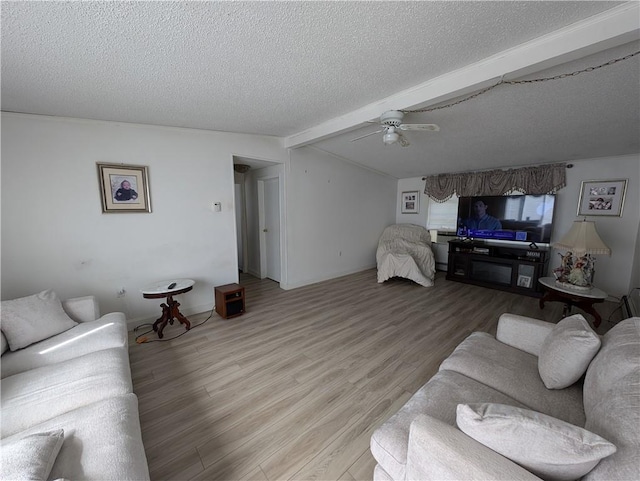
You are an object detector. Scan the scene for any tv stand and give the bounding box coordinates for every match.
[446,240,549,297]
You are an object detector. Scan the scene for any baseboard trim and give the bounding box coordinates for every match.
[280,264,376,290]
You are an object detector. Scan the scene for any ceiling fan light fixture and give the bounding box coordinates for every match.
[382,127,399,145]
[383,132,399,145]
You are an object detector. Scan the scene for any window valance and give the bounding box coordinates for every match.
[423,163,566,202]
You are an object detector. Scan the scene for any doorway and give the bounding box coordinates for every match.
[233,157,285,286]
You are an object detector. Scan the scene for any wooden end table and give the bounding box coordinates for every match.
[140,279,195,338]
[538,276,607,328]
[214,283,245,319]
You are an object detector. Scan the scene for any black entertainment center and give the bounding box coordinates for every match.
[446,239,549,297]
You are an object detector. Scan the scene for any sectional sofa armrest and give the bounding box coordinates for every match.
[496,313,555,357]
[406,415,541,481]
[62,295,100,323]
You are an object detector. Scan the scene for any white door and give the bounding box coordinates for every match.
[264,177,281,282]
[234,184,243,270]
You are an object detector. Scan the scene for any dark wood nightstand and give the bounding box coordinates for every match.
[214,283,245,319]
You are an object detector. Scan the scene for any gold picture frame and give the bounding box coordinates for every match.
[97,163,151,213]
[577,179,627,217]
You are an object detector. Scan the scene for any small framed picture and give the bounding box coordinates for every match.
[97,163,151,213]
[517,275,532,288]
[401,191,420,214]
[577,179,627,217]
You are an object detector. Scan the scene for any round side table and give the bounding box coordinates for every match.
[140,279,195,338]
[538,276,607,327]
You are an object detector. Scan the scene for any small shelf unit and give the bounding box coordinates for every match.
[214,283,245,319]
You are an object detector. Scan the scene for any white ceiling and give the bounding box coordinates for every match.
[2,1,639,178]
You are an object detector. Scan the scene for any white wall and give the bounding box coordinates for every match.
[551,154,639,297]
[396,177,429,226]
[630,162,640,297]
[632,216,640,293]
[1,113,287,324]
[285,147,397,289]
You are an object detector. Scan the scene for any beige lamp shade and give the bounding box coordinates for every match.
[553,220,611,256]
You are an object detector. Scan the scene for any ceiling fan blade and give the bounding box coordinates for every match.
[350,129,383,142]
[399,123,440,131]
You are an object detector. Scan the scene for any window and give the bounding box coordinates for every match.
[426,196,459,233]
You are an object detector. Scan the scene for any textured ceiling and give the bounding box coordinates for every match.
[2,1,638,178]
[314,40,640,177]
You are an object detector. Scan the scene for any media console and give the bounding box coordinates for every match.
[446,240,549,297]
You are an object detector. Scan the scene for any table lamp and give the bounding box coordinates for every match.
[552,219,610,290]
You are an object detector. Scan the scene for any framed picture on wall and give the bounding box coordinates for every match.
[577,179,627,217]
[401,191,420,214]
[97,163,151,213]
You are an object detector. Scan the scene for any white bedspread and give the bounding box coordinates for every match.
[376,224,436,287]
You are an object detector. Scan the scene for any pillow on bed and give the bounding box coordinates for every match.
[1,290,77,350]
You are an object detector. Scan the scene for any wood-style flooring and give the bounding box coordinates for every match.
[129,269,620,481]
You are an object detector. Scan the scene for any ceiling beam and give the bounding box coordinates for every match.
[284,1,640,149]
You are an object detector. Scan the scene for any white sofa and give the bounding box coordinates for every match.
[1,293,149,481]
[371,313,640,481]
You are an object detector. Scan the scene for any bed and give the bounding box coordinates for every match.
[376,224,436,287]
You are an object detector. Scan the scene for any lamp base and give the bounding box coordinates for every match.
[553,252,596,291]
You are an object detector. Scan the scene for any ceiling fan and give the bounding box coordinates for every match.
[350,110,439,147]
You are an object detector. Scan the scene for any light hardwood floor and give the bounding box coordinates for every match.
[129,269,620,481]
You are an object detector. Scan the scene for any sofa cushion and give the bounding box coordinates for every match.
[61,295,100,323]
[582,318,640,481]
[457,403,616,481]
[0,312,127,378]
[373,464,394,481]
[1,330,8,355]
[1,429,65,481]
[584,318,640,412]
[1,347,133,437]
[439,332,585,426]
[496,314,555,356]
[406,414,542,481]
[1,394,150,481]
[1,290,77,350]
[370,370,529,481]
[538,314,601,389]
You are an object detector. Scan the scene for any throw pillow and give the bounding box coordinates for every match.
[456,403,616,481]
[1,290,78,350]
[1,330,8,355]
[1,429,65,481]
[538,314,601,389]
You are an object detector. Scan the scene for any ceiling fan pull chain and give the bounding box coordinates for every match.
[404,50,639,114]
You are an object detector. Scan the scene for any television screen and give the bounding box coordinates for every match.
[456,194,555,244]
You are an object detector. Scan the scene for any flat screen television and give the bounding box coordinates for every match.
[456,194,556,244]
